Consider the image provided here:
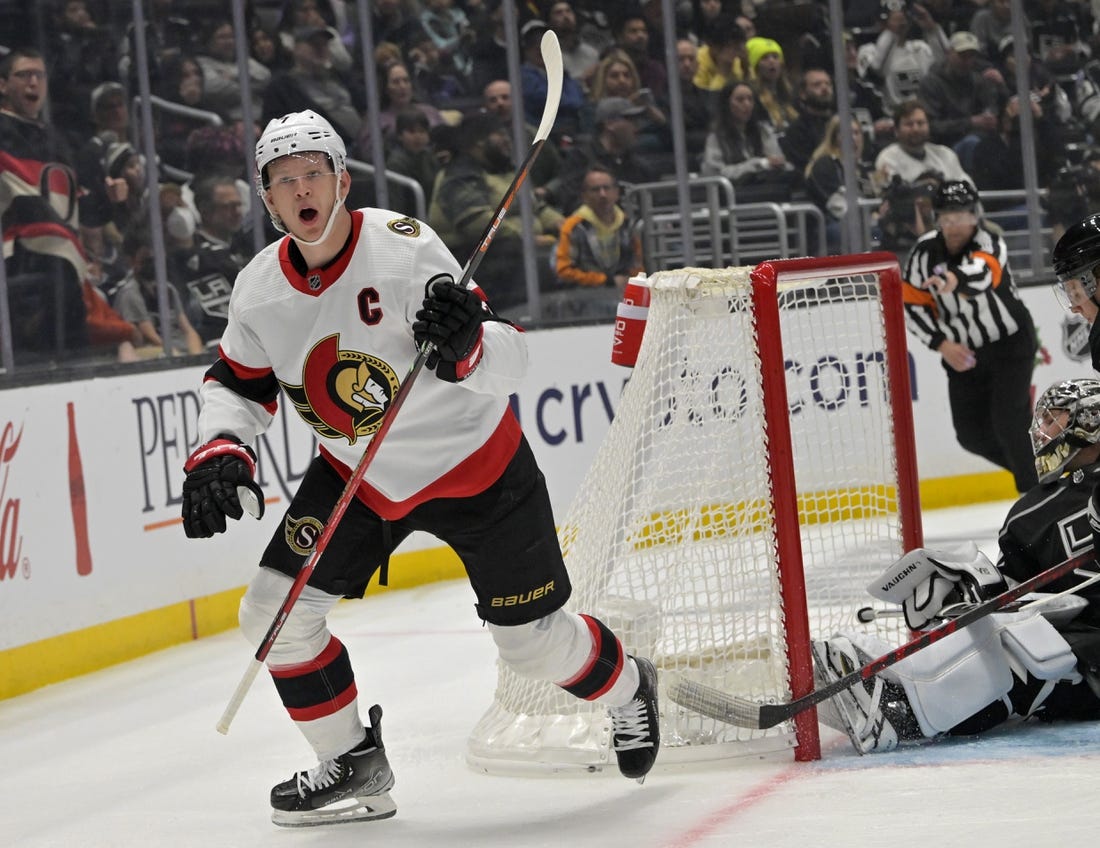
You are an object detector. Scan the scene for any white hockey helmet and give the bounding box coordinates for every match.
[1030,378,1100,482]
[254,111,348,244]
[255,110,346,191]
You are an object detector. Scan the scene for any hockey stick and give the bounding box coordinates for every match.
[215,31,565,735]
[667,549,1096,731]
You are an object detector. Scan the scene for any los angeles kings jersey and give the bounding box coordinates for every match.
[197,208,528,520]
[997,463,1100,618]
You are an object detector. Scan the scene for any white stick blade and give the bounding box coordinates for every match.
[534,30,563,143]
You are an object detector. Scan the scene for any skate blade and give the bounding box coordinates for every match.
[271,791,397,828]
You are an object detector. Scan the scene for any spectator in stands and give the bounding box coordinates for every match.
[482,78,561,198]
[0,48,91,360]
[117,0,194,93]
[554,164,643,290]
[430,112,560,312]
[102,142,152,238]
[548,0,599,90]
[277,0,353,75]
[356,60,446,162]
[45,0,121,150]
[805,115,873,254]
[688,0,725,44]
[466,0,510,94]
[556,97,659,217]
[700,81,795,202]
[520,19,588,144]
[863,0,948,117]
[419,0,473,78]
[589,49,668,154]
[969,0,1017,61]
[365,0,423,53]
[262,26,363,147]
[917,31,1005,170]
[385,108,440,217]
[997,35,1075,152]
[74,83,132,271]
[153,54,210,174]
[173,174,251,345]
[781,67,837,177]
[111,225,204,357]
[611,10,667,102]
[80,256,142,363]
[874,100,975,253]
[901,180,1038,493]
[746,37,798,135]
[693,15,747,94]
[675,38,716,167]
[971,94,1061,201]
[874,99,975,188]
[406,28,469,103]
[843,29,894,154]
[196,18,272,124]
[1029,0,1090,77]
[251,23,295,73]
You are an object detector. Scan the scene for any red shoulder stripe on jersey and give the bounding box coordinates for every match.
[319,407,522,520]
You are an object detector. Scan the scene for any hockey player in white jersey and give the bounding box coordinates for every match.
[179,111,659,827]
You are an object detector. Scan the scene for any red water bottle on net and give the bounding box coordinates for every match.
[611,276,650,367]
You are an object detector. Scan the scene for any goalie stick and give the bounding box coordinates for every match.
[215,30,565,736]
[667,549,1096,731]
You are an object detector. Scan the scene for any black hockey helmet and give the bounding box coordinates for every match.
[1053,213,1100,285]
[1030,378,1100,482]
[931,180,978,213]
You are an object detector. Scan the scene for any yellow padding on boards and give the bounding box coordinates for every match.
[0,546,466,701]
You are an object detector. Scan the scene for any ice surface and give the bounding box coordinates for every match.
[6,500,1099,848]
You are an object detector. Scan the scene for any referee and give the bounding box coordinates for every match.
[902,180,1038,493]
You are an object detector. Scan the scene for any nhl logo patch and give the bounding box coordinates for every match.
[307,272,322,290]
[387,217,420,237]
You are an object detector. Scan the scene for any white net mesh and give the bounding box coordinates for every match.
[467,262,916,773]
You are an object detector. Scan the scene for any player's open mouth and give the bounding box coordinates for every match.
[299,208,319,223]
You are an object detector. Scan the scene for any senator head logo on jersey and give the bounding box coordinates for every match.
[280,334,400,444]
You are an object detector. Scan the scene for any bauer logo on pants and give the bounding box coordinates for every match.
[490,579,556,608]
[285,514,325,555]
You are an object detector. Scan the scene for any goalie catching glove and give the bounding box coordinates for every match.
[412,273,485,382]
[182,435,265,538]
[867,543,1007,630]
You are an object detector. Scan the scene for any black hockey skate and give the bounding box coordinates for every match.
[270,704,396,827]
[610,656,660,782]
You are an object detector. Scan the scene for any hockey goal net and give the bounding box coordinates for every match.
[467,253,923,770]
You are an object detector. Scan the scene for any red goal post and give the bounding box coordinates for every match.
[468,252,923,771]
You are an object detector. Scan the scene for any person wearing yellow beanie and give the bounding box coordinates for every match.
[746,37,797,132]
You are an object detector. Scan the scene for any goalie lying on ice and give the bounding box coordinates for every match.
[816,377,1100,754]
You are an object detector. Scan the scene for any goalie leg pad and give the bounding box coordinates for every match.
[850,618,1014,737]
[998,612,1079,682]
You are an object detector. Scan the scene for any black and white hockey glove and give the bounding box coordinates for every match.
[413,273,485,382]
[867,545,1007,630]
[181,435,265,539]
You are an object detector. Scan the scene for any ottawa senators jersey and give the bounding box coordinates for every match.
[997,463,1100,618]
[197,208,528,520]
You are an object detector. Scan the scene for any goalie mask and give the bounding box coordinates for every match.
[255,110,347,246]
[1052,213,1100,312]
[1030,378,1100,482]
